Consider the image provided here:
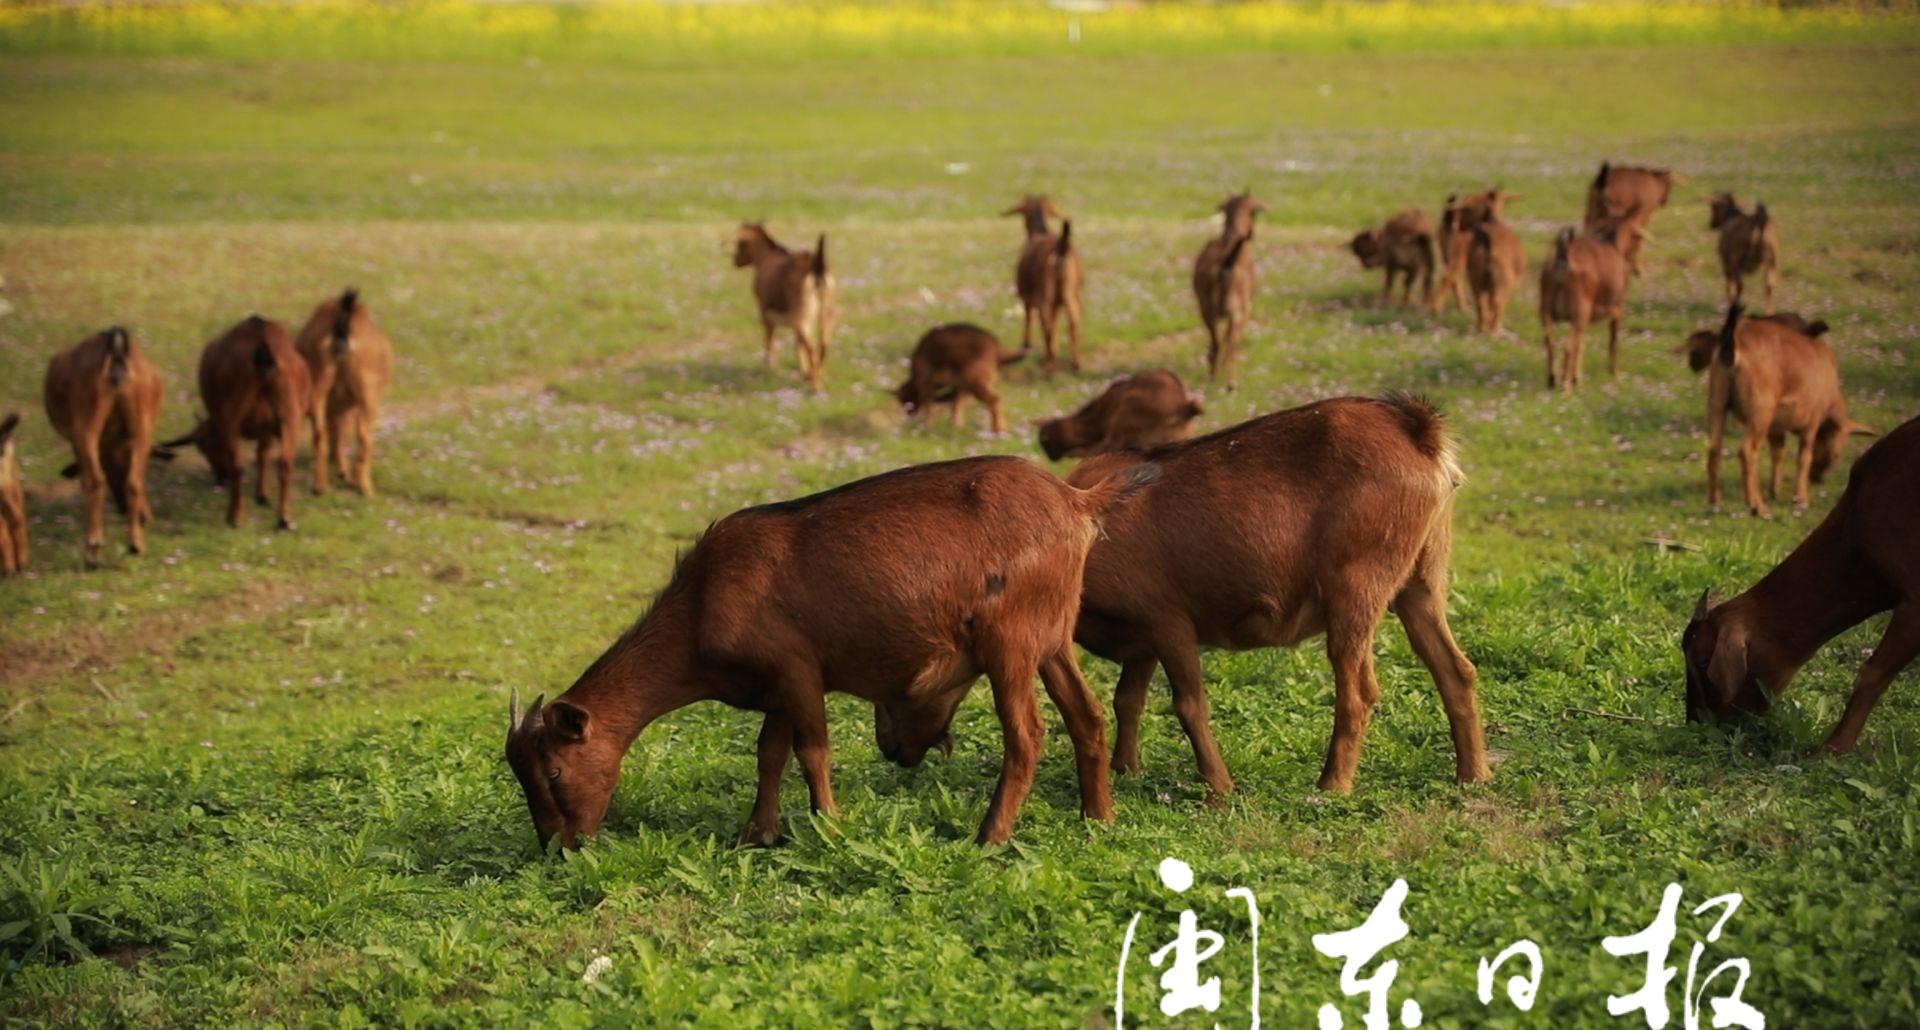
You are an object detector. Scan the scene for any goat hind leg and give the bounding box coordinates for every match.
[1395,579,1490,784]
[1159,640,1234,798]
[1110,657,1158,774]
[1319,604,1386,794]
[1038,649,1113,822]
[977,654,1046,844]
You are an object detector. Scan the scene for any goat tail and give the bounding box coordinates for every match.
[252,341,278,382]
[331,287,359,356]
[997,346,1029,367]
[1379,390,1460,485]
[1716,303,1745,368]
[1551,227,1575,270]
[0,412,18,444]
[1054,220,1073,258]
[104,325,131,388]
[812,234,828,280]
[1752,202,1769,231]
[1592,161,1611,191]
[1069,462,1161,520]
[1184,393,1204,419]
[1805,318,1830,337]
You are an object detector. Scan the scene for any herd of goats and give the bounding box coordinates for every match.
[3,161,1916,850]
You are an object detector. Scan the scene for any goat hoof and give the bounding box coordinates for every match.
[253,494,269,508]
[739,823,780,848]
[276,518,295,532]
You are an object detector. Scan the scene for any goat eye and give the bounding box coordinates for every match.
[546,766,561,781]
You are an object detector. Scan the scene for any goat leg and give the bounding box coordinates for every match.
[977,658,1046,844]
[1109,657,1158,774]
[741,710,793,846]
[1160,641,1234,798]
[1037,650,1113,822]
[1812,603,1919,758]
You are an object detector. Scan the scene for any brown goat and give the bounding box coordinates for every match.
[42,327,165,565]
[1435,189,1509,314]
[733,223,836,390]
[1585,162,1677,274]
[894,323,1026,434]
[895,395,1489,799]
[1679,305,1873,517]
[1193,192,1263,390]
[0,414,25,575]
[1351,208,1437,309]
[1682,415,1919,756]
[163,316,313,530]
[1709,193,1780,312]
[294,288,393,497]
[504,455,1158,849]
[1003,195,1084,375]
[1466,214,1525,335]
[1037,370,1202,461]
[1537,220,1642,390]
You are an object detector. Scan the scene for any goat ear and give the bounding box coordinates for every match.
[545,700,591,744]
[1690,588,1714,623]
[1706,622,1750,702]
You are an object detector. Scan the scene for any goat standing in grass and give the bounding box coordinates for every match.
[164,316,312,530]
[43,327,165,565]
[1003,195,1084,375]
[1710,193,1780,312]
[504,456,1157,849]
[1683,415,1917,756]
[895,323,1026,435]
[1351,208,1437,310]
[733,222,835,391]
[1466,211,1525,336]
[295,288,393,497]
[1538,220,1641,390]
[1678,305,1872,517]
[1193,192,1262,390]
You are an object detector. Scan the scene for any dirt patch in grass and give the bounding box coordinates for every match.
[0,578,301,691]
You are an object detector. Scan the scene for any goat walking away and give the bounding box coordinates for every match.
[895,323,1026,435]
[1003,195,1084,375]
[1710,193,1780,312]
[164,316,313,530]
[1466,214,1524,335]
[897,395,1490,800]
[1538,220,1640,391]
[1351,208,1438,310]
[42,326,166,565]
[1193,192,1262,390]
[1678,305,1872,517]
[1683,416,1920,757]
[504,455,1159,850]
[0,414,25,575]
[733,223,836,390]
[1037,370,1202,460]
[1436,188,1510,316]
[295,288,394,497]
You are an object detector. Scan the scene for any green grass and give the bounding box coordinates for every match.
[2,24,1919,1029]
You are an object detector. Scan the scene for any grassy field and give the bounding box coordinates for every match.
[2,12,1919,1027]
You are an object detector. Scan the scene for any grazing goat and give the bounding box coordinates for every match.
[1351,208,1437,309]
[1679,305,1872,517]
[1683,415,1919,756]
[1466,213,1525,335]
[1709,193,1780,312]
[163,316,313,530]
[42,327,165,565]
[294,288,393,497]
[895,323,1026,435]
[1002,195,1084,375]
[888,395,1490,799]
[733,223,835,390]
[1193,192,1262,390]
[1435,189,1510,314]
[504,455,1157,849]
[1037,370,1202,461]
[1585,162,1677,274]
[0,414,25,575]
[1537,220,1641,390]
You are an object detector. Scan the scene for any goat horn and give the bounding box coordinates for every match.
[508,687,521,735]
